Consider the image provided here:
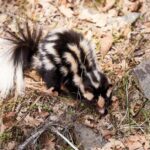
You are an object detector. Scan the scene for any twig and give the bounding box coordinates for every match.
[18,118,79,150]
[51,127,79,150]
[118,82,129,127]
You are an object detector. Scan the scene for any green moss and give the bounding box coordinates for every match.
[0,132,12,142]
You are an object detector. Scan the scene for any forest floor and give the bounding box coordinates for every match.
[0,0,150,150]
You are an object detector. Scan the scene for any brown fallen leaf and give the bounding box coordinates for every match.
[2,112,16,129]
[24,115,44,127]
[128,1,141,12]
[112,96,119,111]
[7,141,17,150]
[0,124,7,134]
[123,25,131,37]
[40,132,56,150]
[124,134,150,150]
[100,129,115,140]
[100,33,113,57]
[39,111,50,118]
[102,138,125,150]
[59,0,67,6]
[59,5,73,18]
[3,112,16,122]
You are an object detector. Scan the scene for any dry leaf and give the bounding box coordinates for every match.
[59,0,67,5]
[3,112,16,122]
[59,5,73,18]
[63,98,77,107]
[2,112,16,129]
[123,25,131,37]
[24,115,44,127]
[0,124,7,134]
[124,134,150,150]
[0,14,7,23]
[40,133,56,150]
[100,33,113,57]
[7,141,17,150]
[101,129,114,140]
[79,8,107,27]
[39,111,49,118]
[128,1,141,12]
[102,138,125,150]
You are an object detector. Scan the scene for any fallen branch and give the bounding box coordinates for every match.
[17,119,79,150]
[51,127,79,150]
[18,121,54,150]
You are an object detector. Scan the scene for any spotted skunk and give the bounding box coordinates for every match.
[0,23,112,114]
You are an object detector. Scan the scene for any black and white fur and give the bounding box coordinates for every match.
[0,24,112,114]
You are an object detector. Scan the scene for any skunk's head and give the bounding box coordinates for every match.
[82,72,113,115]
[96,74,113,115]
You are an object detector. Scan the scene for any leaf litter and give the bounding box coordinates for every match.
[0,0,150,149]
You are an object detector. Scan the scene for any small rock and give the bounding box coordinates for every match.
[74,123,105,150]
[133,60,150,100]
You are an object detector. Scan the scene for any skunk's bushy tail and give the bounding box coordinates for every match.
[0,23,42,98]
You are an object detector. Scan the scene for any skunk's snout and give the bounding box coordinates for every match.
[96,95,106,115]
[97,88,112,115]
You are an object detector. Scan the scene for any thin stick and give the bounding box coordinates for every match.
[51,127,79,150]
[133,99,148,118]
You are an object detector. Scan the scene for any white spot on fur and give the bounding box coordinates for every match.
[106,86,112,97]
[80,38,102,73]
[68,44,80,59]
[80,39,89,54]
[93,70,100,81]
[47,35,58,41]
[47,28,67,36]
[73,74,85,93]
[80,39,93,67]
[83,92,94,101]
[64,52,78,73]
[60,66,68,75]
[87,72,99,88]
[43,57,55,70]
[45,43,61,63]
[32,56,42,69]
[38,44,46,56]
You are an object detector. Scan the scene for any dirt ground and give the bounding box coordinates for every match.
[0,0,150,150]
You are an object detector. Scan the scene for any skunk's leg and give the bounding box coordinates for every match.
[41,69,62,96]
